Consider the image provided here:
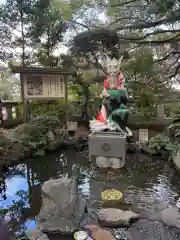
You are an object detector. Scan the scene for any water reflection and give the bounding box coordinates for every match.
[0,152,180,239]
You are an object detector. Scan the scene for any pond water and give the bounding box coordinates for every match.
[1,150,180,239]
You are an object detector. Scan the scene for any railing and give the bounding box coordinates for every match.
[0,102,23,128]
[0,100,174,129]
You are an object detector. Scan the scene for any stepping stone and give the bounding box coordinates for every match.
[97,208,140,227]
[85,225,115,240]
[160,207,180,229]
[27,228,49,240]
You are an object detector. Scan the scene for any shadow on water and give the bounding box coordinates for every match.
[1,150,180,239]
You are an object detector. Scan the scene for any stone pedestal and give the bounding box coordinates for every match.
[38,174,86,235]
[89,131,126,169]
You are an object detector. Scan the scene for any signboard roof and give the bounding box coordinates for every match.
[11,66,76,75]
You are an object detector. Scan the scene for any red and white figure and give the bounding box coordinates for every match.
[96,57,126,123]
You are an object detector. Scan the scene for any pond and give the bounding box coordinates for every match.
[1,150,180,239]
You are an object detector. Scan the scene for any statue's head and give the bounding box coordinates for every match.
[107,58,119,75]
[106,56,123,75]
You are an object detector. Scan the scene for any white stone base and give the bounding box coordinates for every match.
[96,156,110,168]
[109,157,125,169]
[95,156,125,169]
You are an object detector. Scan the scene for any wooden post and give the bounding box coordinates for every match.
[15,104,20,120]
[20,73,28,122]
[0,99,2,129]
[64,76,68,128]
[156,104,165,121]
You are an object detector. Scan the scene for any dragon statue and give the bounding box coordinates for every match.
[92,57,132,139]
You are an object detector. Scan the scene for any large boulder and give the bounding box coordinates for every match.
[0,217,11,240]
[38,173,86,235]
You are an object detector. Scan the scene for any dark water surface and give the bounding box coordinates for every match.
[1,151,180,239]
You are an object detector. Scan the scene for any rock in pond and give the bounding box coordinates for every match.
[160,207,180,229]
[97,208,140,227]
[38,175,86,235]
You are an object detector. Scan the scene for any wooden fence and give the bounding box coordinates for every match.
[0,100,174,129]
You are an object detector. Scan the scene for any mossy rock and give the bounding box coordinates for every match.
[0,134,31,165]
[141,145,158,156]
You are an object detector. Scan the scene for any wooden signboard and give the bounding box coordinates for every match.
[23,74,65,100]
[11,66,75,121]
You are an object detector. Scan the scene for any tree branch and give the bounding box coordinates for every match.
[99,0,138,8]
[154,51,180,63]
[170,63,180,78]
[119,33,180,44]
[69,20,90,30]
[110,14,180,31]
[119,29,180,41]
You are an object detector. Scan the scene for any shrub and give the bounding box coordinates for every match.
[31,100,70,124]
[148,133,180,155]
[31,115,60,130]
[21,132,48,156]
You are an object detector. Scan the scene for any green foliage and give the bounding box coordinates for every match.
[0,69,20,101]
[126,48,154,75]
[0,209,8,215]
[149,134,171,151]
[122,48,162,121]
[31,101,69,124]
[31,0,71,67]
[148,133,180,155]
[13,122,49,156]
[170,103,180,118]
[18,115,63,156]
[166,119,180,141]
[31,115,60,130]
[0,0,37,64]
[133,89,157,122]
[6,121,54,157]
[21,132,48,156]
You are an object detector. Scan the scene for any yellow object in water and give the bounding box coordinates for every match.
[74,231,88,240]
[101,189,123,201]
